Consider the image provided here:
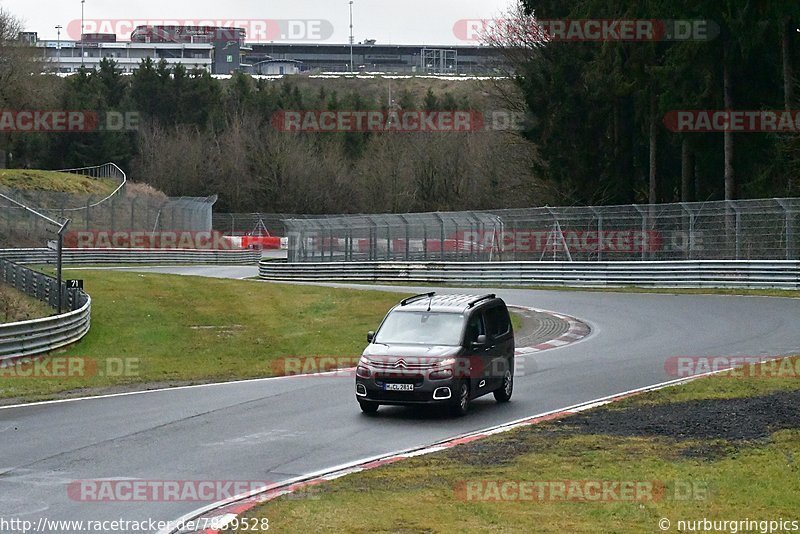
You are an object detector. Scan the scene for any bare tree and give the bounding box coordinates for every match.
[0,7,46,168]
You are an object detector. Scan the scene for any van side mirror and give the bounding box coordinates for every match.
[472,334,488,348]
[367,331,375,343]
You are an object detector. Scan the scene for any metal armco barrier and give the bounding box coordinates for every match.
[0,297,91,361]
[1,259,91,361]
[0,248,262,265]
[259,260,800,290]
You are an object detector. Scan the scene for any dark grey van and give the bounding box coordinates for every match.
[355,293,515,416]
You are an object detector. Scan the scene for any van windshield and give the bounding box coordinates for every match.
[374,311,464,346]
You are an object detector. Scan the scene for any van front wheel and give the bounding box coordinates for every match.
[449,381,470,417]
[494,370,513,403]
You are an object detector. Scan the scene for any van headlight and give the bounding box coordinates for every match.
[430,358,457,380]
[430,368,453,380]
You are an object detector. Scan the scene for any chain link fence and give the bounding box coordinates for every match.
[1,164,217,249]
[277,198,800,263]
[212,213,322,237]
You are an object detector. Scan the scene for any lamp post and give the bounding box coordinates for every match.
[80,0,85,68]
[55,25,62,71]
[349,0,354,73]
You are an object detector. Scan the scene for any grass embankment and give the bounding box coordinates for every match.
[239,357,800,533]
[0,169,117,196]
[0,271,408,403]
[0,284,52,323]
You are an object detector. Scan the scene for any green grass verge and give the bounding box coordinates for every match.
[509,311,523,332]
[0,283,53,322]
[0,169,117,195]
[237,358,800,533]
[0,271,409,402]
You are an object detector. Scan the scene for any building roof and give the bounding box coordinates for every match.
[253,58,302,64]
[37,40,213,50]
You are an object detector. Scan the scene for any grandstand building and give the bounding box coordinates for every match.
[31,25,506,75]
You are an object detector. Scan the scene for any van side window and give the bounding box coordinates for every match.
[465,313,485,342]
[485,306,511,338]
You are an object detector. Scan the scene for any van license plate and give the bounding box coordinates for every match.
[385,383,414,391]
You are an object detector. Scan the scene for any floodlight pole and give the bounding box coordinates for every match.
[80,0,85,68]
[0,192,70,313]
[55,25,62,70]
[349,1,354,72]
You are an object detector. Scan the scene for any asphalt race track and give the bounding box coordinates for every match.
[3,266,800,531]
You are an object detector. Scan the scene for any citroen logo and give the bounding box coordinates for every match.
[394,359,407,369]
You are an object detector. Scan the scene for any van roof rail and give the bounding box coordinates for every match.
[467,294,496,308]
[400,292,436,306]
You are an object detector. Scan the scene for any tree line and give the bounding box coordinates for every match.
[502,0,800,204]
[3,3,800,213]
[0,5,546,214]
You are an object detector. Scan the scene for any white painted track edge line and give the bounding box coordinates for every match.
[157,364,742,534]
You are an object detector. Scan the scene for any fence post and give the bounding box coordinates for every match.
[590,207,602,262]
[776,198,795,260]
[130,198,136,236]
[634,205,647,261]
[680,202,694,261]
[398,214,410,261]
[385,221,391,261]
[423,221,428,261]
[110,195,116,233]
[730,202,742,260]
[345,226,351,262]
[435,212,445,261]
